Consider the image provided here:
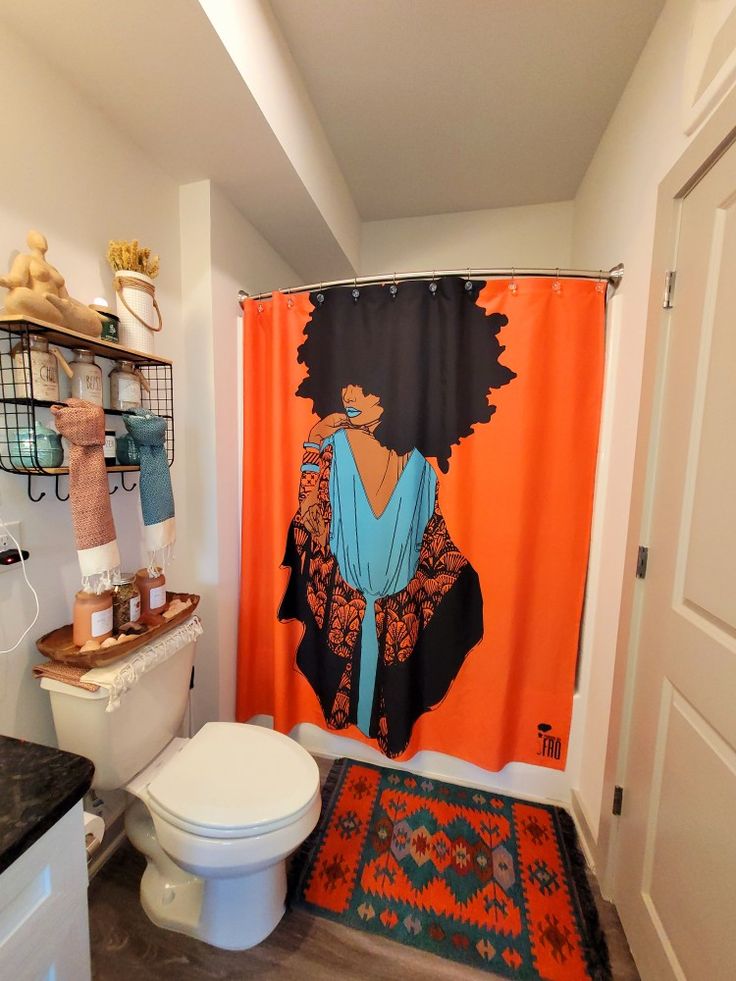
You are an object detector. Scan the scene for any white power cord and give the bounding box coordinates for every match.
[0,516,40,655]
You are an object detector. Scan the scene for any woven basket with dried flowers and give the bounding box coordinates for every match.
[107,240,162,353]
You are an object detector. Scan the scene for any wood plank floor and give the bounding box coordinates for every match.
[88,759,640,980]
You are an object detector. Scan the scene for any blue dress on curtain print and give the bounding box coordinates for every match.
[325,430,437,734]
[278,429,485,759]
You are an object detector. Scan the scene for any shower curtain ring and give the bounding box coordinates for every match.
[465,268,473,292]
[509,268,518,294]
[429,270,438,296]
[390,272,398,299]
[352,276,360,302]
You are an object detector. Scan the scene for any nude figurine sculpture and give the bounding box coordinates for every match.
[0,230,103,337]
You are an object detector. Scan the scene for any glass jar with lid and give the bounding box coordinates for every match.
[12,334,60,401]
[73,589,113,647]
[110,360,142,411]
[135,567,167,615]
[70,348,103,406]
[111,573,141,632]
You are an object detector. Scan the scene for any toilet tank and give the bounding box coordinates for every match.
[41,639,196,791]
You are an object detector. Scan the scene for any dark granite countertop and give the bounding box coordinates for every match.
[0,734,94,874]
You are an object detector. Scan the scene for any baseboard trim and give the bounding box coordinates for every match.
[570,788,598,873]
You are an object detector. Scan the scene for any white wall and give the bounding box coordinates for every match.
[569,0,727,863]
[179,179,299,729]
[360,200,574,275]
[0,27,183,744]
[0,26,298,749]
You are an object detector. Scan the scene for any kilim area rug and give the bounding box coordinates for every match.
[289,759,611,981]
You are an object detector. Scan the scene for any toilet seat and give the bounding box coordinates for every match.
[145,723,320,840]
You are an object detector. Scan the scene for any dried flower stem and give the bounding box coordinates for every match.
[107,240,160,279]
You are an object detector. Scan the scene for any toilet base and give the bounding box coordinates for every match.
[125,798,288,949]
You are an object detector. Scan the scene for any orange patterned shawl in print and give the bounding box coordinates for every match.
[278,441,484,757]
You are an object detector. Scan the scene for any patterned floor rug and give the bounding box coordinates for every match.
[289,759,611,980]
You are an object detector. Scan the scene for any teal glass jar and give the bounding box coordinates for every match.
[116,433,140,466]
[9,422,63,469]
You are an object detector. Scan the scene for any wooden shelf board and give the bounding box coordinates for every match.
[0,396,172,419]
[9,465,141,475]
[0,315,172,366]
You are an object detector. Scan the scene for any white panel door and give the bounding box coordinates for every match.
[614,138,736,980]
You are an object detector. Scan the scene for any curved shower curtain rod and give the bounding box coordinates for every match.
[238,263,624,305]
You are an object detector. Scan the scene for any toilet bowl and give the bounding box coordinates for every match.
[39,628,322,950]
[125,723,321,950]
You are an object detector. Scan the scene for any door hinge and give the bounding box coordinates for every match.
[636,545,649,579]
[612,785,624,816]
[663,270,676,309]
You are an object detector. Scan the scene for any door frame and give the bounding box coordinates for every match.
[596,83,736,899]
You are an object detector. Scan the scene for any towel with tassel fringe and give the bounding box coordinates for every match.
[123,408,175,572]
[51,398,120,590]
[81,615,202,711]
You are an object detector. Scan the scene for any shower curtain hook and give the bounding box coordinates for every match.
[352,276,360,303]
[509,268,518,294]
[390,272,398,299]
[596,269,607,293]
[464,267,473,292]
[553,268,562,293]
[429,270,438,296]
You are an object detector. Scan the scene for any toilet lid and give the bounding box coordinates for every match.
[146,723,320,838]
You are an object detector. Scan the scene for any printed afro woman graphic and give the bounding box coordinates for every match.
[278,277,516,757]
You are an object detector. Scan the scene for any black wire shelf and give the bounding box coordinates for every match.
[1,317,175,500]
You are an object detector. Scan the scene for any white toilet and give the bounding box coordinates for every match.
[40,632,321,950]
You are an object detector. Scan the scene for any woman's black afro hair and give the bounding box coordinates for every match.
[296,276,515,472]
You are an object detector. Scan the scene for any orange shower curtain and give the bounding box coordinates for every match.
[237,277,604,772]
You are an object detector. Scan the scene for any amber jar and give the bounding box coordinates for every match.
[135,568,167,616]
[112,574,141,631]
[73,590,113,647]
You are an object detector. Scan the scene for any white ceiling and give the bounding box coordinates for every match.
[1,0,665,278]
[269,0,666,219]
[0,0,358,278]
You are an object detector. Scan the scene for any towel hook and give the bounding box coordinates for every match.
[120,471,137,492]
[27,474,46,503]
[54,474,69,502]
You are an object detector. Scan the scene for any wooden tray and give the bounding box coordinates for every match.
[36,592,200,669]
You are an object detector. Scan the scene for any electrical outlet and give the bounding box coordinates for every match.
[0,522,23,572]
[0,521,21,551]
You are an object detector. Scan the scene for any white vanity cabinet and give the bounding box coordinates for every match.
[0,735,94,981]
[0,801,91,981]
